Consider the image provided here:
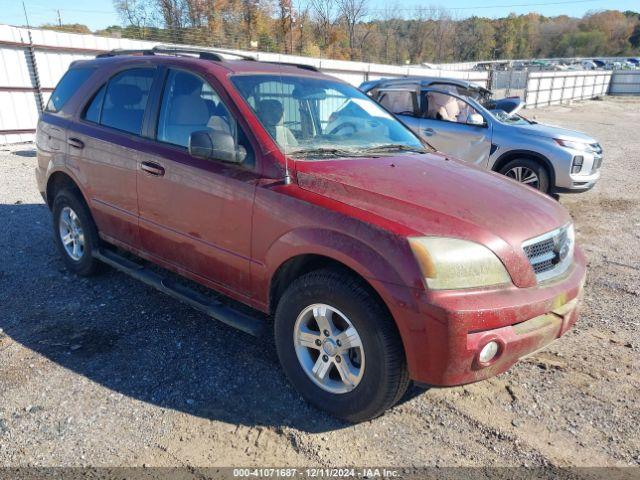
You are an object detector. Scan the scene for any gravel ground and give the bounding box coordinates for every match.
[0,97,639,470]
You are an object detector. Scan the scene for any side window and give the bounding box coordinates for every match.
[378,90,416,116]
[157,69,254,165]
[424,91,481,125]
[83,85,106,123]
[101,68,155,135]
[46,68,96,113]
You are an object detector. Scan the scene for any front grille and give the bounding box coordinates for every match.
[523,224,574,282]
[592,154,603,172]
[590,143,603,173]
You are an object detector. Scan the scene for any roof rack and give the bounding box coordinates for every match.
[269,61,319,72]
[95,45,320,71]
[96,45,256,62]
[96,48,155,58]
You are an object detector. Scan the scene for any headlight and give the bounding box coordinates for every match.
[408,237,511,290]
[554,138,594,152]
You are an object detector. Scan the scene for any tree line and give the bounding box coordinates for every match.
[40,1,640,64]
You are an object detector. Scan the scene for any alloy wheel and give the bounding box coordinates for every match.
[505,166,540,189]
[58,206,85,261]
[293,304,365,394]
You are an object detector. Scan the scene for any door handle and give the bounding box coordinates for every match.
[422,128,435,136]
[67,137,85,149]
[140,161,165,177]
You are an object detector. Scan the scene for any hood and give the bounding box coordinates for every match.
[295,153,571,287]
[509,121,597,143]
[492,97,525,115]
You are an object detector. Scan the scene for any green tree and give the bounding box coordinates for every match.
[455,16,496,61]
[554,30,607,57]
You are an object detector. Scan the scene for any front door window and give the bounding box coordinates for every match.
[424,91,482,125]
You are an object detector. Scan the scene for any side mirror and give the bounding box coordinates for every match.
[467,113,486,127]
[188,130,246,164]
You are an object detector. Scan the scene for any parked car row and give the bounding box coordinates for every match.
[582,58,640,70]
[506,58,639,71]
[473,57,640,72]
[36,47,587,422]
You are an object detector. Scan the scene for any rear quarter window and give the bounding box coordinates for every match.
[46,68,96,113]
[100,68,155,135]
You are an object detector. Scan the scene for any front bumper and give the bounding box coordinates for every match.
[551,147,602,192]
[552,169,600,193]
[378,247,587,386]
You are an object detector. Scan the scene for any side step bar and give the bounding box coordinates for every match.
[93,249,266,337]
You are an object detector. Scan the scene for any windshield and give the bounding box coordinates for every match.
[490,109,532,125]
[231,74,427,158]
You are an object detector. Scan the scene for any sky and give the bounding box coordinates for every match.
[1,0,639,31]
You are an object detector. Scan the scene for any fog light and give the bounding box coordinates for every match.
[479,341,499,363]
[571,156,584,174]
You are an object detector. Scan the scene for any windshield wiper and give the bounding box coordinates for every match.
[358,144,429,154]
[288,147,357,158]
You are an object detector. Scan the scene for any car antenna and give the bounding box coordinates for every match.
[284,155,292,185]
[278,64,292,186]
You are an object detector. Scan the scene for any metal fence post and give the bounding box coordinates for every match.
[24,29,44,114]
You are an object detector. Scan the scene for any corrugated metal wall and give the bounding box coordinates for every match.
[609,71,640,95]
[0,24,154,144]
[524,70,613,107]
[4,24,630,145]
[0,23,488,145]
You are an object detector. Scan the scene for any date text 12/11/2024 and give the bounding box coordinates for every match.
[232,468,400,478]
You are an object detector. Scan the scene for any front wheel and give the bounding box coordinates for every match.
[274,269,410,423]
[499,158,550,193]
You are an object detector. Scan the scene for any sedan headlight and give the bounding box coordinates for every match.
[554,138,595,152]
[408,237,511,290]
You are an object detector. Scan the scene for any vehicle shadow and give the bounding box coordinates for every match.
[0,203,425,433]
[11,149,37,158]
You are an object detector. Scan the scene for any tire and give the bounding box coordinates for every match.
[274,269,410,423]
[52,188,102,276]
[499,158,550,193]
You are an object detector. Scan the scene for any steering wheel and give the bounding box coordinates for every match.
[329,122,358,136]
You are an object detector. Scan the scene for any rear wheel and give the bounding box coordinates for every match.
[499,158,550,193]
[52,189,102,276]
[274,269,410,422]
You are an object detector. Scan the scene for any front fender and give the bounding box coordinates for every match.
[265,226,408,287]
[256,226,430,378]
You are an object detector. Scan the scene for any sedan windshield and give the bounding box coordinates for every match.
[231,74,427,158]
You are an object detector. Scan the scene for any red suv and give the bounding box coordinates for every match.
[35,47,586,422]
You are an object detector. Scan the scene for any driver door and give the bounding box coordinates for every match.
[420,89,492,167]
[136,68,260,298]
[375,87,422,133]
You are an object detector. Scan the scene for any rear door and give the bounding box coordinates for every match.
[420,89,492,167]
[38,67,98,188]
[68,67,159,249]
[136,68,260,298]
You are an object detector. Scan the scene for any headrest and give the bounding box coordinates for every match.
[256,99,284,126]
